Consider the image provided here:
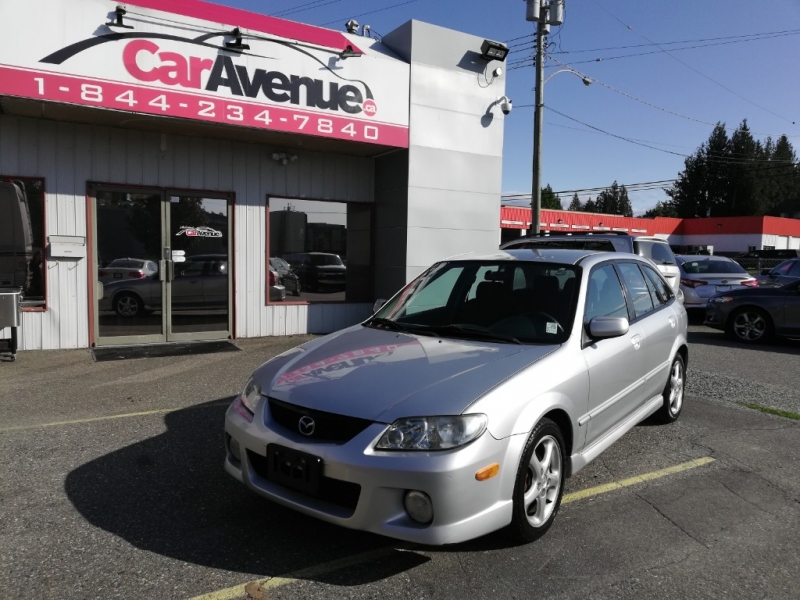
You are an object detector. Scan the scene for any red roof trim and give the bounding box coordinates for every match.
[119,0,362,53]
[500,207,800,237]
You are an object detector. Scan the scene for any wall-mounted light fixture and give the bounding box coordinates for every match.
[225,28,250,52]
[272,152,298,166]
[480,39,509,62]
[106,5,133,29]
[339,44,362,59]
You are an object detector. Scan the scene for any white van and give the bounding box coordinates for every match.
[0,181,33,290]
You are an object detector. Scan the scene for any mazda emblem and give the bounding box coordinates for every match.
[298,416,316,436]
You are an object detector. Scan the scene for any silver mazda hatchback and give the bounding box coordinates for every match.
[224,249,688,545]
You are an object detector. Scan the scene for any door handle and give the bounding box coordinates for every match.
[631,334,642,350]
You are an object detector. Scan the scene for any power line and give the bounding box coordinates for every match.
[320,0,421,27]
[502,179,677,200]
[273,0,346,18]
[588,0,797,126]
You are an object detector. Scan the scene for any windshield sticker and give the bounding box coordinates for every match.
[545,322,558,335]
[176,225,222,238]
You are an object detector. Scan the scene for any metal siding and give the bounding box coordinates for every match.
[0,114,374,350]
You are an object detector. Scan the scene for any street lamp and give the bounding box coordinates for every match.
[530,60,591,234]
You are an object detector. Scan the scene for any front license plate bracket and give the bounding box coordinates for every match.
[266,444,322,496]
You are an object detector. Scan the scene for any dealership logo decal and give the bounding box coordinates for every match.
[176,225,222,238]
[40,34,376,116]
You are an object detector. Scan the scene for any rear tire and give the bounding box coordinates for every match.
[507,418,566,543]
[654,354,685,424]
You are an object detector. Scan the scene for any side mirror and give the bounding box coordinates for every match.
[373,298,387,314]
[589,316,629,339]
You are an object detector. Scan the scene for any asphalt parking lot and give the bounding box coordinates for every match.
[2,325,799,599]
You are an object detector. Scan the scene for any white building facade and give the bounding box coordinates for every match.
[0,0,507,350]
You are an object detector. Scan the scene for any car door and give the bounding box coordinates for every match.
[782,282,800,336]
[201,260,228,308]
[618,262,677,401]
[582,263,646,448]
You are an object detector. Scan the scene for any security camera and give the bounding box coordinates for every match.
[345,19,359,34]
[499,97,512,115]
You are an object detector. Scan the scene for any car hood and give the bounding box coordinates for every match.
[254,325,558,423]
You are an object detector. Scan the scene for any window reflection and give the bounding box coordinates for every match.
[268,198,371,303]
[0,178,45,307]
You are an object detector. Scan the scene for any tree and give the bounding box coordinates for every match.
[541,184,562,210]
[668,121,798,218]
[583,198,597,212]
[642,201,677,218]
[595,181,633,217]
[567,193,582,211]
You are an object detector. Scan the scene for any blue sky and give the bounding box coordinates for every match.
[217,0,800,215]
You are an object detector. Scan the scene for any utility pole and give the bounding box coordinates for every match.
[526,1,563,235]
[531,9,547,235]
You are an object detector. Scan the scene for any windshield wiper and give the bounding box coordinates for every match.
[431,324,523,344]
[365,317,407,331]
[365,318,442,337]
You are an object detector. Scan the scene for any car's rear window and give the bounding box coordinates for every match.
[681,260,746,275]
[635,241,676,265]
[108,260,143,269]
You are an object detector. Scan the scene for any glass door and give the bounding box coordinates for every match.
[94,189,167,345]
[92,189,232,346]
[166,195,231,341]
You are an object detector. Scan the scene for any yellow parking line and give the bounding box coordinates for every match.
[562,456,716,504]
[0,401,231,433]
[188,547,399,600]
[189,457,716,600]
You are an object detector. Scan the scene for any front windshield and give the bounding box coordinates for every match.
[372,260,580,344]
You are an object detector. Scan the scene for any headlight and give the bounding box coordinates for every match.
[375,414,487,451]
[240,377,263,414]
[711,296,734,303]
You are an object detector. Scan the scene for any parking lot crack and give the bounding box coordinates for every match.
[634,492,710,550]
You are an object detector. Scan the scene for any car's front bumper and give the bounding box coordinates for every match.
[703,303,730,331]
[224,399,522,545]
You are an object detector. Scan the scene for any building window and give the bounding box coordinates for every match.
[0,177,46,309]
[267,197,372,304]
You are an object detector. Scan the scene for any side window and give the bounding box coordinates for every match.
[585,265,628,323]
[641,264,671,307]
[617,263,655,318]
[774,261,794,276]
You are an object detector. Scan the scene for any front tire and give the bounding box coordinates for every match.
[508,418,566,543]
[654,354,685,424]
[728,308,772,343]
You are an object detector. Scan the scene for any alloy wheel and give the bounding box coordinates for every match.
[117,296,139,317]
[523,435,562,527]
[669,359,684,416]
[732,310,766,342]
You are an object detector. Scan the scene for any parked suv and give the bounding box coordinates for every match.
[500,234,681,293]
[282,252,346,293]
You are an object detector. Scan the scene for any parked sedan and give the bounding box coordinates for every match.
[98,258,158,283]
[225,250,688,545]
[269,257,301,296]
[704,279,800,343]
[676,255,758,311]
[755,258,800,288]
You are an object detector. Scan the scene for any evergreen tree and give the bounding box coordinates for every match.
[596,181,633,216]
[568,193,582,211]
[583,198,597,212]
[541,184,562,210]
[642,201,677,218]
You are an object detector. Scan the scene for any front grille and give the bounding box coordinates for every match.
[268,398,373,444]
[247,450,361,513]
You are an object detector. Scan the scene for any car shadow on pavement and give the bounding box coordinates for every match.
[64,398,429,587]
[688,329,800,355]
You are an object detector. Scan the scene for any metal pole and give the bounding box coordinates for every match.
[530,12,546,235]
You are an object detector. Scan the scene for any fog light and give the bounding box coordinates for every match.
[227,434,241,463]
[404,490,433,524]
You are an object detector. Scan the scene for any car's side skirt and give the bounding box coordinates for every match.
[568,393,663,476]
